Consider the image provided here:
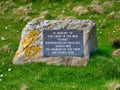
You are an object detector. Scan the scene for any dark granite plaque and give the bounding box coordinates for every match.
[43,30,84,57]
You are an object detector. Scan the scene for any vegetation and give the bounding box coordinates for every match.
[0,0,120,89]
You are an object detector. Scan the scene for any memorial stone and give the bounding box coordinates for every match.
[13,20,97,66]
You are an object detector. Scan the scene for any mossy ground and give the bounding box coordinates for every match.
[0,0,120,90]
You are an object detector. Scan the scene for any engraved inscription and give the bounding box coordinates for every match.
[43,30,84,57]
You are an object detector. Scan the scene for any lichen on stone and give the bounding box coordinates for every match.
[15,51,20,57]
[22,30,39,49]
[13,20,97,66]
[24,45,40,59]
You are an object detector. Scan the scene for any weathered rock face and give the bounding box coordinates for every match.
[13,19,97,66]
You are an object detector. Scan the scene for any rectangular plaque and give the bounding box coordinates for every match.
[43,30,84,57]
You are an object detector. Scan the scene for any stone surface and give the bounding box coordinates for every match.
[113,49,120,57]
[12,19,97,66]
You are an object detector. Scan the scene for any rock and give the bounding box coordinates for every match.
[12,20,97,66]
[113,49,120,57]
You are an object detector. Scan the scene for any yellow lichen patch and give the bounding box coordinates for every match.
[48,23,54,28]
[15,51,20,57]
[24,46,40,59]
[22,30,39,48]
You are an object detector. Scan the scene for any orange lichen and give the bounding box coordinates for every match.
[24,46,40,59]
[22,30,39,48]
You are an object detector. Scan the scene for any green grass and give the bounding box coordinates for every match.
[0,0,120,90]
